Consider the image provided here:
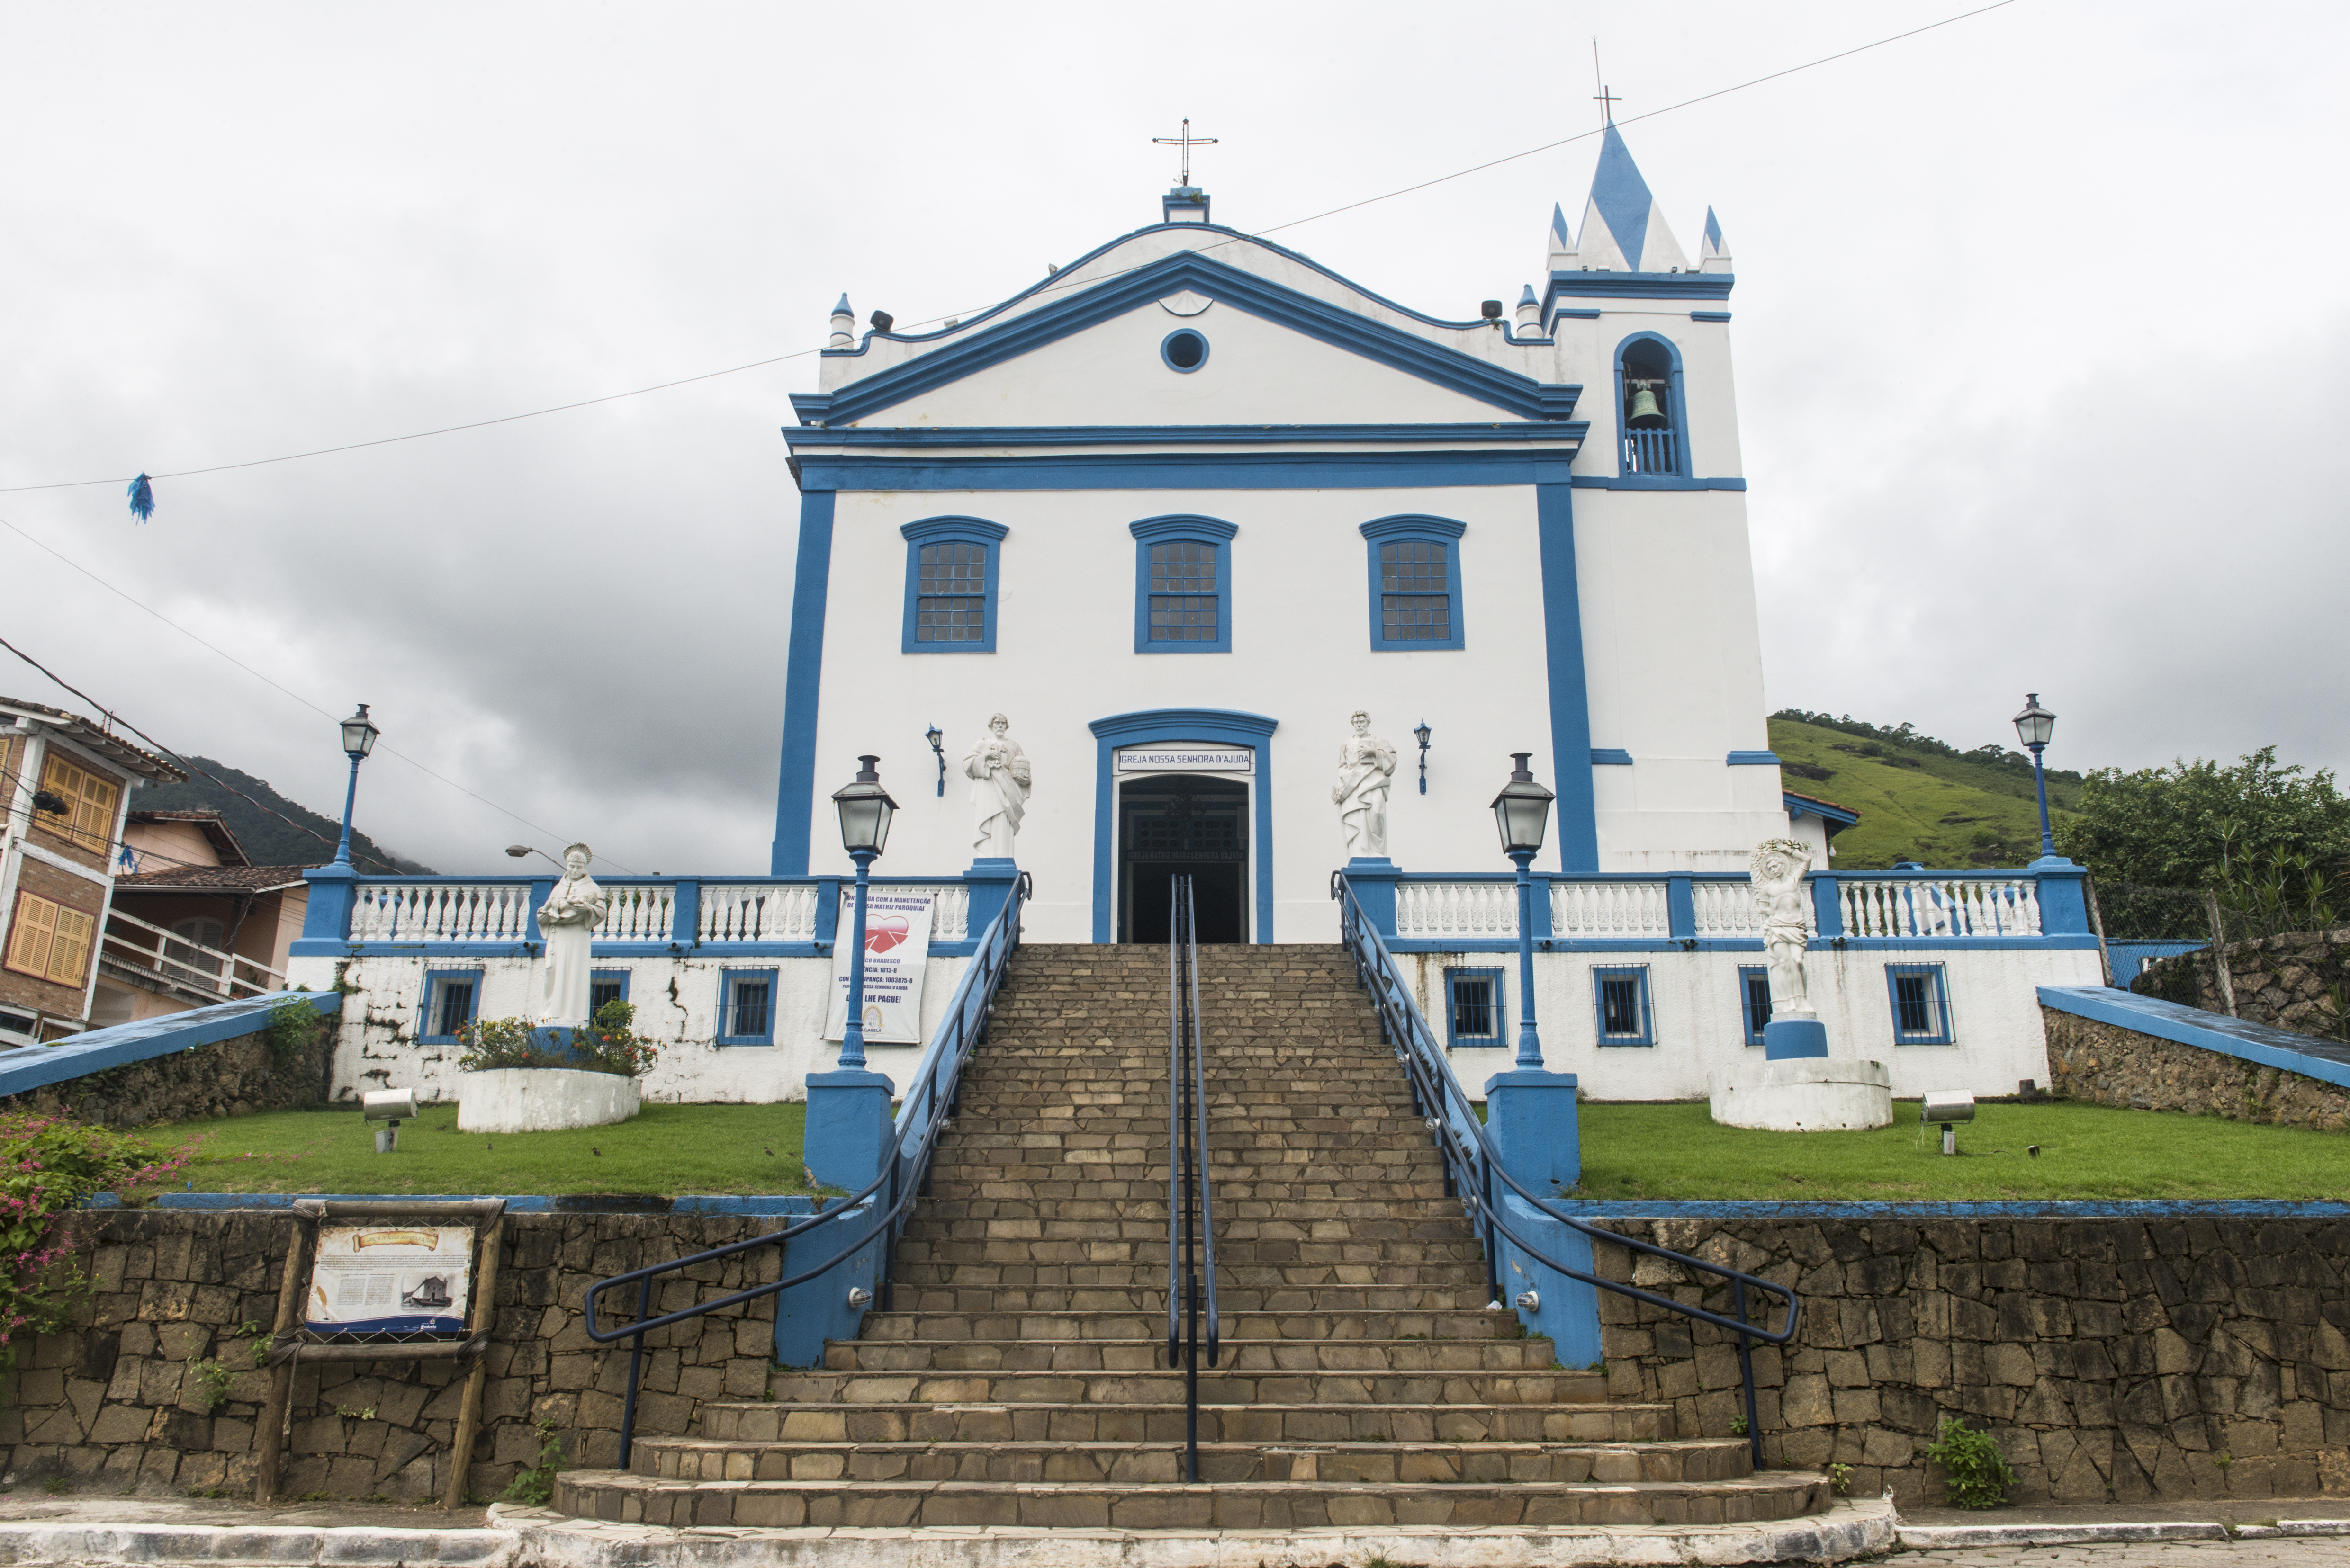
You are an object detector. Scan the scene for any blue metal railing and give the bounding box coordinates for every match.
[1163,876,1220,1481]
[1332,870,1800,1467]
[581,872,1031,1468]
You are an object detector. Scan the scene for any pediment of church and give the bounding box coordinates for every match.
[797,251,1578,430]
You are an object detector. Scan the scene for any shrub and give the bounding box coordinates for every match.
[457,1001,657,1078]
[501,1417,566,1505]
[1925,1416,2016,1509]
[264,996,329,1066]
[0,1114,191,1392]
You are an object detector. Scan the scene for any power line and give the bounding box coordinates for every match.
[0,0,2021,499]
[0,512,636,870]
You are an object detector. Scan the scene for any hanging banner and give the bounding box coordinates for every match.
[303,1223,474,1335]
[821,888,936,1044]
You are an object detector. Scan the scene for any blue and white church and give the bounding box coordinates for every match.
[291,128,2104,1108]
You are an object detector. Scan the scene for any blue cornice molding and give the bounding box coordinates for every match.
[1727,751,1781,766]
[1571,475,1747,491]
[1088,707,1279,743]
[1690,311,1732,323]
[809,250,1583,427]
[1545,270,1735,305]
[796,448,1610,493]
[1359,514,1467,542]
[1128,514,1239,543]
[900,515,1008,543]
[783,421,1587,448]
[1591,749,1634,766]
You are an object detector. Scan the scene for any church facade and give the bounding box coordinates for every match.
[775,127,1786,946]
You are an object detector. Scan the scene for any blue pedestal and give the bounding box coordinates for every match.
[1763,1018,1829,1060]
[1342,858,1400,936]
[1483,1069,1581,1189]
[964,859,1020,941]
[802,1068,896,1190]
[1480,1068,1597,1364]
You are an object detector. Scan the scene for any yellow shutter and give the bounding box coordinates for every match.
[5,893,59,980]
[46,905,94,986]
[37,753,120,853]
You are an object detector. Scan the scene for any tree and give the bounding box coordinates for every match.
[2057,747,2350,890]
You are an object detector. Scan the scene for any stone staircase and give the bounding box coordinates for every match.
[553,943,1830,1532]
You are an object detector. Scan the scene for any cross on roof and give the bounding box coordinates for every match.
[1591,38,1621,126]
[1152,118,1218,187]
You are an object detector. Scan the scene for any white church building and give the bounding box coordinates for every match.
[290,127,2102,1106]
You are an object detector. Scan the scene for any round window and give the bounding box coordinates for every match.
[1161,329,1209,373]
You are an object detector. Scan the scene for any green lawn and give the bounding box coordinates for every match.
[1569,1101,2346,1201]
[149,1102,813,1197]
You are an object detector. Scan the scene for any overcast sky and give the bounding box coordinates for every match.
[4,0,2344,875]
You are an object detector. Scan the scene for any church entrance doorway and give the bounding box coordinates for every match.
[1117,775,1249,944]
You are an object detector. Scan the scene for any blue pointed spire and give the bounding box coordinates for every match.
[1550,203,1573,250]
[1587,125,1655,271]
[832,293,852,317]
[1703,207,1724,253]
[1517,284,1538,308]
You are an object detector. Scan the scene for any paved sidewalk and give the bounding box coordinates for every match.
[1900,1544,2350,1567]
[0,1495,489,1531]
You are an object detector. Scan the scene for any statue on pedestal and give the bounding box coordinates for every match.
[1750,838,1817,1019]
[964,713,1032,858]
[1331,710,1397,859]
[534,843,609,1026]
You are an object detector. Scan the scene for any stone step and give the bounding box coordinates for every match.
[701,1398,1675,1445]
[629,1436,1755,1486]
[883,1284,1504,1314]
[764,1367,1606,1407]
[885,1262,1492,1291]
[892,1238,1484,1267]
[551,1470,1825,1531]
[859,1308,1519,1342]
[904,1198,1471,1224]
[924,1178,1458,1203]
[822,1337,1561,1373]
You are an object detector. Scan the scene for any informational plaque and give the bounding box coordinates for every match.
[822,888,935,1045]
[303,1222,474,1335]
[1116,747,1253,773]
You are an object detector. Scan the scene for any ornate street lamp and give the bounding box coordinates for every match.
[2012,694,2058,860]
[830,755,898,1069]
[332,704,380,868]
[926,724,946,797]
[1414,721,1432,795]
[1490,753,1554,1069]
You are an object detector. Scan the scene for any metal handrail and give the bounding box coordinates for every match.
[1163,877,1220,1480]
[581,872,1031,1468]
[1331,871,1800,1467]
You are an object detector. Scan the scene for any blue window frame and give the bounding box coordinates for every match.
[1738,966,1772,1046]
[1444,967,1505,1049]
[1886,964,1954,1045]
[590,968,630,1018]
[1613,332,1689,478]
[421,969,483,1045]
[1160,328,1210,372]
[1360,516,1468,651]
[1130,515,1236,654]
[1593,966,1655,1047]
[900,517,1007,653]
[717,968,779,1047]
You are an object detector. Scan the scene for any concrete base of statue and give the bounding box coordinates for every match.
[1707,1057,1893,1133]
[457,1067,641,1134]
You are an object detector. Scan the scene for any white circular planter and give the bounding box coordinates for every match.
[456,1068,641,1134]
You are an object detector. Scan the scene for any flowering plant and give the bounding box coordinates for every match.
[456,1001,658,1078]
[0,1113,191,1391]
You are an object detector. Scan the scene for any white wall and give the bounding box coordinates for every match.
[287,952,968,1106]
[1402,944,2098,1102]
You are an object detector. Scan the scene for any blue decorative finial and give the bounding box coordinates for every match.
[127,473,154,522]
[1703,206,1725,252]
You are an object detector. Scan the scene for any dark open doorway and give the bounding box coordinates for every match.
[1118,775,1249,943]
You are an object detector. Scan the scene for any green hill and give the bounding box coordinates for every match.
[1768,714,2081,872]
[135,757,432,874]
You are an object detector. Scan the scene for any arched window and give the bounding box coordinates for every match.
[900,517,1007,653]
[1130,516,1238,654]
[1614,333,1688,477]
[1359,515,1468,650]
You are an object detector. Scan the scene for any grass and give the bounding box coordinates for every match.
[1566,1101,2345,1201]
[146,1102,813,1197]
[1768,717,2082,871]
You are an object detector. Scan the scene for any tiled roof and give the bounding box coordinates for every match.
[1783,788,1860,823]
[0,697,185,782]
[126,810,251,867]
[113,865,313,896]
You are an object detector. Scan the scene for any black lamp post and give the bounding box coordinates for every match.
[926,725,946,797]
[830,755,898,1069]
[332,704,380,868]
[1491,753,1554,1069]
[1414,721,1432,795]
[2012,694,2058,860]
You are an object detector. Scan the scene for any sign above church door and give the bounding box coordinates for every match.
[1116,746,1253,774]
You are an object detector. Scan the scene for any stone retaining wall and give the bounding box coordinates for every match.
[1594,1216,2350,1507]
[0,1209,779,1502]
[0,1023,331,1127]
[2044,1010,2350,1131]
[2135,930,2350,1038]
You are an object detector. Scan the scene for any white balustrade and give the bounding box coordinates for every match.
[1394,881,1518,941]
[1550,880,1671,938]
[352,882,534,943]
[698,884,819,943]
[1840,878,2041,940]
[925,884,971,943]
[595,885,675,942]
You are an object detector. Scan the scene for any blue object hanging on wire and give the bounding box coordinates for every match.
[127,473,154,522]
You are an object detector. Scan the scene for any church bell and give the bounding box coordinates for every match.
[1625,380,1667,427]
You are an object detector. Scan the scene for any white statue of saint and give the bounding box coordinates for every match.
[963,713,1032,858]
[1330,711,1397,860]
[1750,838,1817,1020]
[534,842,610,1026]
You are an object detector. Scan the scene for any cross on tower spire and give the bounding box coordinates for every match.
[1591,39,1621,126]
[1152,118,1218,187]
